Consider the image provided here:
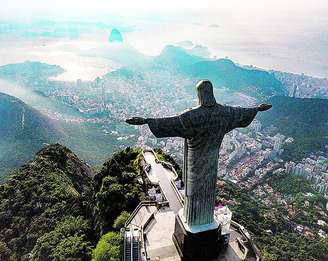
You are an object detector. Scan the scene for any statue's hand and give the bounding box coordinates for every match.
[125,117,148,125]
[258,104,272,112]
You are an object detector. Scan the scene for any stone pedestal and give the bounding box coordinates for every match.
[172,211,221,261]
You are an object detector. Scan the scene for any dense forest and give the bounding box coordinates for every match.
[1,144,327,260]
[0,144,148,260]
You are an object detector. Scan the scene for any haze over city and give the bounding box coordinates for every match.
[1,0,328,77]
[0,1,327,260]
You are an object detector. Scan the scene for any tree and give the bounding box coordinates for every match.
[113,211,130,230]
[96,176,126,229]
[0,241,11,261]
[31,216,92,261]
[94,148,147,235]
[92,232,123,261]
[51,235,93,261]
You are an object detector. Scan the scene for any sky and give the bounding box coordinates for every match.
[0,0,328,77]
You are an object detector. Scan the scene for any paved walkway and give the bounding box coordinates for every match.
[143,151,183,213]
[144,208,180,261]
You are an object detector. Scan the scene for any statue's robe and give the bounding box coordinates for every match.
[148,104,258,227]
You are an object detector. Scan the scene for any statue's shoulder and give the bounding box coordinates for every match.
[220,104,234,111]
[215,104,234,118]
[180,106,200,120]
[182,105,199,113]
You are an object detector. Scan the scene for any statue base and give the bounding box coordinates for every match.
[172,211,222,261]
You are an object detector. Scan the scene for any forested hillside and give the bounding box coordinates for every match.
[181,58,287,99]
[0,145,149,260]
[0,93,61,179]
[0,92,127,180]
[0,144,94,260]
[258,96,328,161]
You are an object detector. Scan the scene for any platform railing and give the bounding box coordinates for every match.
[124,201,158,228]
[231,220,263,261]
[142,149,179,180]
[142,149,184,208]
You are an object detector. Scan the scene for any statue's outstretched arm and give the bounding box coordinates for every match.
[126,117,149,125]
[257,103,272,112]
[126,115,192,139]
[225,103,272,132]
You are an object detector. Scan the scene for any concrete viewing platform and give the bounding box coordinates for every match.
[123,149,262,261]
[143,150,183,213]
[124,203,260,261]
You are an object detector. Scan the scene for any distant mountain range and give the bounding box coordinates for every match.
[258,96,328,161]
[109,45,287,100]
[0,61,64,88]
[0,91,129,180]
[0,93,61,179]
[0,46,288,102]
[181,58,288,99]
[152,45,206,70]
[95,45,288,101]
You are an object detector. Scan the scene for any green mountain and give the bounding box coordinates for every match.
[0,61,64,88]
[0,91,130,179]
[181,59,287,99]
[108,28,123,43]
[152,45,205,70]
[93,147,149,235]
[0,143,327,260]
[150,46,287,99]
[0,93,61,179]
[0,145,148,260]
[0,144,94,260]
[258,96,328,161]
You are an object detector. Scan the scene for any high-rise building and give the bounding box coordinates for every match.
[252,120,262,132]
[21,107,25,130]
[292,84,298,98]
[273,135,283,151]
[285,162,296,174]
[95,77,106,111]
[101,81,106,109]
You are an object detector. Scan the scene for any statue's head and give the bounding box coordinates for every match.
[196,80,216,107]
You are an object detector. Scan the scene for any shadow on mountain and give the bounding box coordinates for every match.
[0,93,62,179]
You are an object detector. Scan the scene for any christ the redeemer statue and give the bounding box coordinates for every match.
[126,80,271,229]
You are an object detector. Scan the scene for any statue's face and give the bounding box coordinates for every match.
[196,80,216,107]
